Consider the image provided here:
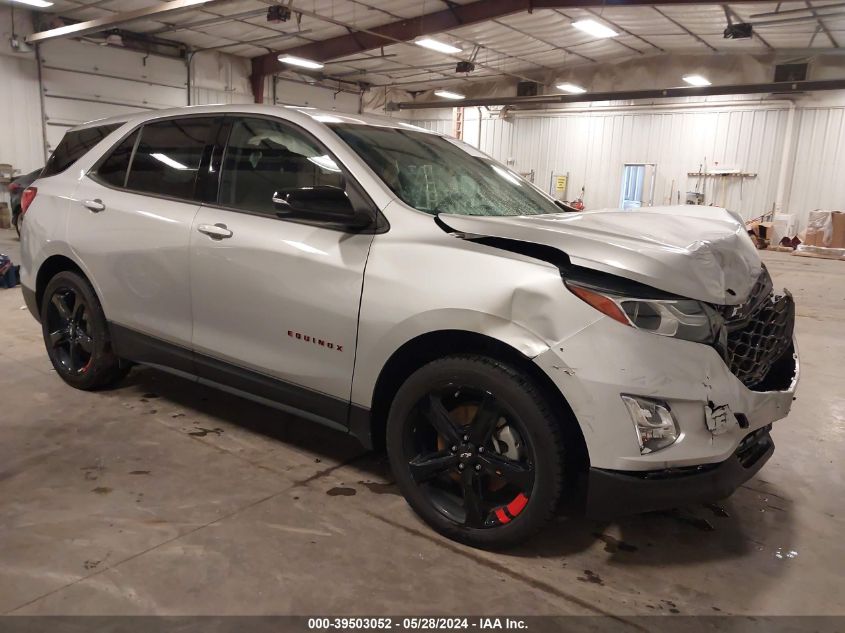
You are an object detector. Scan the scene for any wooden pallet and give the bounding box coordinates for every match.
[792,249,845,261]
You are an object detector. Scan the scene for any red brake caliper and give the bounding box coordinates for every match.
[493,493,529,524]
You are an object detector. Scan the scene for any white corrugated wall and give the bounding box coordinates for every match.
[788,104,845,221]
[407,95,845,230]
[0,54,43,173]
[0,6,43,174]
[190,51,253,106]
[272,78,362,112]
[476,104,792,221]
[407,117,453,136]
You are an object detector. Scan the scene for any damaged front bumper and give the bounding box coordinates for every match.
[585,426,774,519]
[533,316,799,517]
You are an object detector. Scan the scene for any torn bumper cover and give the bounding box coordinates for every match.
[533,312,798,516]
[585,426,774,519]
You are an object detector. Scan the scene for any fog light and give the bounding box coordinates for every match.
[621,395,680,454]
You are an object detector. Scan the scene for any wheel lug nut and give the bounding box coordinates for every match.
[478,447,484,453]
[451,445,457,453]
[475,464,482,471]
[463,435,469,441]
[458,464,465,471]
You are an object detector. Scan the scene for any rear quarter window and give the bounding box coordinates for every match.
[42,123,121,178]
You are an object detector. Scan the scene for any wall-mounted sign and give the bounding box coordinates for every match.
[550,173,568,198]
[555,175,568,192]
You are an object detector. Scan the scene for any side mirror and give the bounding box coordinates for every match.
[273,186,371,229]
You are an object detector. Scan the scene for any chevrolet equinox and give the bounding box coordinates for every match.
[19,105,799,548]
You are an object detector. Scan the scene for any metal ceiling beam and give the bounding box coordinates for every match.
[750,1,845,18]
[251,0,770,78]
[193,29,311,53]
[752,11,845,27]
[258,3,541,84]
[387,78,845,110]
[804,0,840,48]
[348,0,559,75]
[26,0,229,44]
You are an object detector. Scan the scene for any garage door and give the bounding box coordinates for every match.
[39,39,188,152]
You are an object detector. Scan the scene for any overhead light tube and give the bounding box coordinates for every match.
[557,82,587,94]
[416,38,462,54]
[10,0,54,7]
[434,89,465,100]
[278,55,325,70]
[683,74,712,86]
[572,19,618,39]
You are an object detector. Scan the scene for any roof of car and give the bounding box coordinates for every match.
[69,104,438,135]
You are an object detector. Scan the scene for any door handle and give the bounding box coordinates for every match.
[83,199,105,213]
[197,223,233,240]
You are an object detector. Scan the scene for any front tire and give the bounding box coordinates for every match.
[386,355,565,549]
[41,271,130,390]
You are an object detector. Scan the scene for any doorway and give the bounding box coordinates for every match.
[620,163,657,209]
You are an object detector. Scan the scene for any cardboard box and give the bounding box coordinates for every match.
[747,221,774,248]
[805,228,821,246]
[832,211,845,249]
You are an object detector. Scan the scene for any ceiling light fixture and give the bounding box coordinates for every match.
[415,38,462,54]
[556,82,587,94]
[278,55,324,70]
[434,89,466,100]
[572,19,618,39]
[10,0,54,7]
[683,74,712,87]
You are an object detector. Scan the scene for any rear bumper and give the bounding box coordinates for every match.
[585,427,774,519]
[22,284,39,322]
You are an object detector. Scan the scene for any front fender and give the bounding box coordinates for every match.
[350,308,550,407]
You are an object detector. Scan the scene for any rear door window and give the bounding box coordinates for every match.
[42,123,121,177]
[125,117,215,200]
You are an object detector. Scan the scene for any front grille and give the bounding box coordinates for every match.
[720,266,795,389]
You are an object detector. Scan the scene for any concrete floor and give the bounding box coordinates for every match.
[0,226,842,616]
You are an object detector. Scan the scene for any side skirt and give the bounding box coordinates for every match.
[109,323,373,446]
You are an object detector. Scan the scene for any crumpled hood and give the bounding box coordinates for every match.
[440,205,761,306]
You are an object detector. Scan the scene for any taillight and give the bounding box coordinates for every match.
[20,187,37,215]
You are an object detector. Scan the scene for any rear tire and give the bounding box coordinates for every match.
[386,355,565,549]
[13,213,21,238]
[41,271,130,390]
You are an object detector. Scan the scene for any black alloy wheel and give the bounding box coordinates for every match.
[41,271,130,390]
[45,287,95,376]
[407,386,535,528]
[387,356,565,548]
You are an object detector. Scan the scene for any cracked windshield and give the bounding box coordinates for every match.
[329,123,561,217]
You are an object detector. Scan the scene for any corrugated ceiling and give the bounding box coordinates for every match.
[34,0,845,90]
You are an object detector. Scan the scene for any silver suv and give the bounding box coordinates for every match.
[19,105,799,548]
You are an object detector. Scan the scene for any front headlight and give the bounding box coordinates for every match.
[566,281,722,344]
